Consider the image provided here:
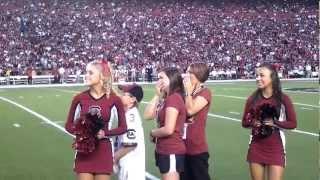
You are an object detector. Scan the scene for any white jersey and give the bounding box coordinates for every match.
[115,107,145,180]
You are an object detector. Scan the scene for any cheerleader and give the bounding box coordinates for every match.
[182,62,212,180]
[144,67,187,180]
[65,59,127,180]
[242,63,297,180]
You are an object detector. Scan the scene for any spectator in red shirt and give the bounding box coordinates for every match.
[182,62,212,180]
[242,63,297,180]
[26,65,33,84]
[144,67,187,180]
[65,59,127,180]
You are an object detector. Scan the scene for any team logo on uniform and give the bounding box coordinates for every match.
[127,129,136,139]
[88,105,102,117]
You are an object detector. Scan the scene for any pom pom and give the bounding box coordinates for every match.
[250,102,278,139]
[72,110,105,154]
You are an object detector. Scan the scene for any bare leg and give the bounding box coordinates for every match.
[77,173,94,180]
[162,172,180,180]
[94,174,111,180]
[267,165,284,180]
[249,163,265,180]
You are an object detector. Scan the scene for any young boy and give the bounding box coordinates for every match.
[114,84,145,180]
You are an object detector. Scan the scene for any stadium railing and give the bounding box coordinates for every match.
[0,75,85,85]
[0,75,317,89]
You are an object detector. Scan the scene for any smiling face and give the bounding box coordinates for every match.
[157,71,170,93]
[85,64,103,87]
[256,67,273,90]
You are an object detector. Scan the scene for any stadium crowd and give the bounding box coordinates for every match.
[0,0,318,82]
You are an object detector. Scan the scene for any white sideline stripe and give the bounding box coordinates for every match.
[0,78,317,89]
[146,172,160,180]
[50,89,319,138]
[214,94,320,108]
[0,96,160,180]
[0,96,75,137]
[229,111,241,115]
[206,113,318,137]
[300,107,314,111]
[283,90,318,94]
[52,88,320,109]
[140,101,318,137]
[41,121,64,124]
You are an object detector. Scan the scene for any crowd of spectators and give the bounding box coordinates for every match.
[0,0,318,82]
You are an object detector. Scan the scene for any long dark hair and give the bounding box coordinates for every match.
[251,63,283,116]
[160,67,185,98]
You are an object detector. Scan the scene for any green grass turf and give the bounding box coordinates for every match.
[0,80,318,180]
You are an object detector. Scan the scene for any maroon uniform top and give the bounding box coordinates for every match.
[65,90,127,173]
[242,93,297,130]
[65,90,127,137]
[156,92,187,155]
[242,94,297,158]
[185,88,212,155]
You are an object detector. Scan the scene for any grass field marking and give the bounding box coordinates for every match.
[214,94,320,108]
[229,111,241,115]
[13,123,21,128]
[0,96,74,137]
[40,121,64,125]
[283,90,318,94]
[50,89,318,137]
[206,112,318,137]
[300,107,314,111]
[139,101,318,137]
[145,172,160,180]
[0,96,160,180]
[53,88,319,108]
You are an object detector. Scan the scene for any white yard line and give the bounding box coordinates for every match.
[205,112,318,137]
[40,121,64,124]
[51,88,318,138]
[283,90,318,94]
[214,94,319,108]
[300,107,314,111]
[229,111,241,115]
[140,101,318,137]
[0,96,73,137]
[0,96,160,180]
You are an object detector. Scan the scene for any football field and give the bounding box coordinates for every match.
[0,80,318,180]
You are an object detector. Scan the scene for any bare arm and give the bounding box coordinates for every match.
[151,107,178,137]
[114,145,137,163]
[185,95,208,116]
[144,95,160,120]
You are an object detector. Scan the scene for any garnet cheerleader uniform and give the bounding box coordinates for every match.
[242,94,297,167]
[65,90,127,174]
[182,87,212,180]
[155,92,187,174]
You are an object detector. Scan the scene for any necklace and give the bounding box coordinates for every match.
[192,84,204,96]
